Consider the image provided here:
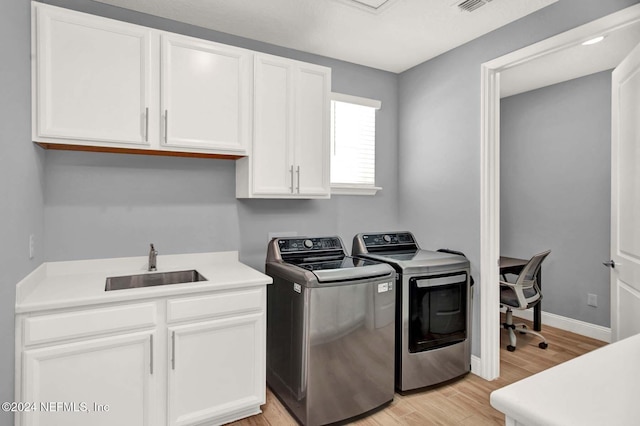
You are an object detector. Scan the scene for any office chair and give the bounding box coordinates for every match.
[500,250,551,352]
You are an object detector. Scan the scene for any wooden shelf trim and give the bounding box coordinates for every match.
[35,142,245,160]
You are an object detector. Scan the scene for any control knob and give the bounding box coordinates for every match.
[304,239,313,249]
[383,234,392,243]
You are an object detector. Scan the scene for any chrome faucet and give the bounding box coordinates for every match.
[148,243,158,271]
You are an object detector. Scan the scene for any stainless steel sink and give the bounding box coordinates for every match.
[105,269,207,291]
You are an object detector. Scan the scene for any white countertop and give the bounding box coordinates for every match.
[490,333,640,426]
[16,251,272,314]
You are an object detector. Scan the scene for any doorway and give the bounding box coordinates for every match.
[478,4,640,380]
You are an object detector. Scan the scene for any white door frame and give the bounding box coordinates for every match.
[478,4,640,380]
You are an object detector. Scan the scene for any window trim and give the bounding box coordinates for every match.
[331,92,382,109]
[330,92,382,196]
[331,183,382,196]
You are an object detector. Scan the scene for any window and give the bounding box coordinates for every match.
[330,93,382,195]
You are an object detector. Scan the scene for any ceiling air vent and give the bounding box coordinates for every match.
[456,0,493,12]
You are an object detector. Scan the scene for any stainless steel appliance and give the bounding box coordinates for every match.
[266,236,396,426]
[352,232,471,392]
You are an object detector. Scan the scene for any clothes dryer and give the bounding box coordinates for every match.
[352,232,471,392]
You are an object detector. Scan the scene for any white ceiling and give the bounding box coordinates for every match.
[93,0,558,73]
[500,19,640,97]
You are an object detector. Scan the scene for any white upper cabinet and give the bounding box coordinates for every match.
[236,54,331,198]
[32,3,252,156]
[33,3,152,146]
[296,64,331,197]
[32,2,333,192]
[160,34,251,153]
[249,55,294,196]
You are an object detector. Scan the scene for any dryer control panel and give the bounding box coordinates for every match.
[361,232,416,248]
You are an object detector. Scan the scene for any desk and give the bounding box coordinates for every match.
[490,333,638,426]
[499,256,542,331]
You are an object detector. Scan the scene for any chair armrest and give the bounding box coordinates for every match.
[500,280,517,288]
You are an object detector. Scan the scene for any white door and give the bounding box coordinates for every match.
[295,64,331,197]
[610,41,640,341]
[251,55,295,195]
[34,4,151,146]
[167,313,265,426]
[21,332,154,426]
[161,34,251,153]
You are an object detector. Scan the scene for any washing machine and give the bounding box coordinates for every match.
[266,236,396,425]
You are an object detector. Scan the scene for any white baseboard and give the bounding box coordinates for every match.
[470,355,482,376]
[472,312,610,379]
[510,309,611,343]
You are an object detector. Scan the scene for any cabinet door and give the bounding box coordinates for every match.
[34,4,151,146]
[167,313,265,426]
[21,331,155,426]
[251,55,295,195]
[294,64,331,197]
[161,34,251,153]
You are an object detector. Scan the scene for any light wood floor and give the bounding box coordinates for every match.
[230,318,606,426]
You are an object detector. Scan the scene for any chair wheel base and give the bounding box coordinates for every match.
[507,345,516,352]
[539,342,548,349]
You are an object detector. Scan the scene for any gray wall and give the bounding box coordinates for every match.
[0,2,45,424]
[1,0,634,422]
[39,0,400,272]
[500,71,612,327]
[1,1,398,424]
[44,153,242,260]
[398,0,638,355]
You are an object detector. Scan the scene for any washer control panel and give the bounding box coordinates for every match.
[362,232,416,247]
[278,237,343,253]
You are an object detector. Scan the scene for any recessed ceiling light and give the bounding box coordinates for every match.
[582,36,606,46]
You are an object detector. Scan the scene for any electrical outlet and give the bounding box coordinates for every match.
[29,234,35,259]
[587,293,598,307]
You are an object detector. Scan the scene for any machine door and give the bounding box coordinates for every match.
[408,273,468,352]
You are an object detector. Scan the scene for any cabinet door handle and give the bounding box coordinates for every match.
[144,107,149,142]
[164,110,169,144]
[149,334,154,375]
[296,166,301,193]
[171,331,176,370]
[290,166,294,194]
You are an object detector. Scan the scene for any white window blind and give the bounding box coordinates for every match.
[330,93,381,194]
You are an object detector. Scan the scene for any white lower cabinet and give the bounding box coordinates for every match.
[22,331,155,426]
[168,313,265,426]
[16,288,266,426]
